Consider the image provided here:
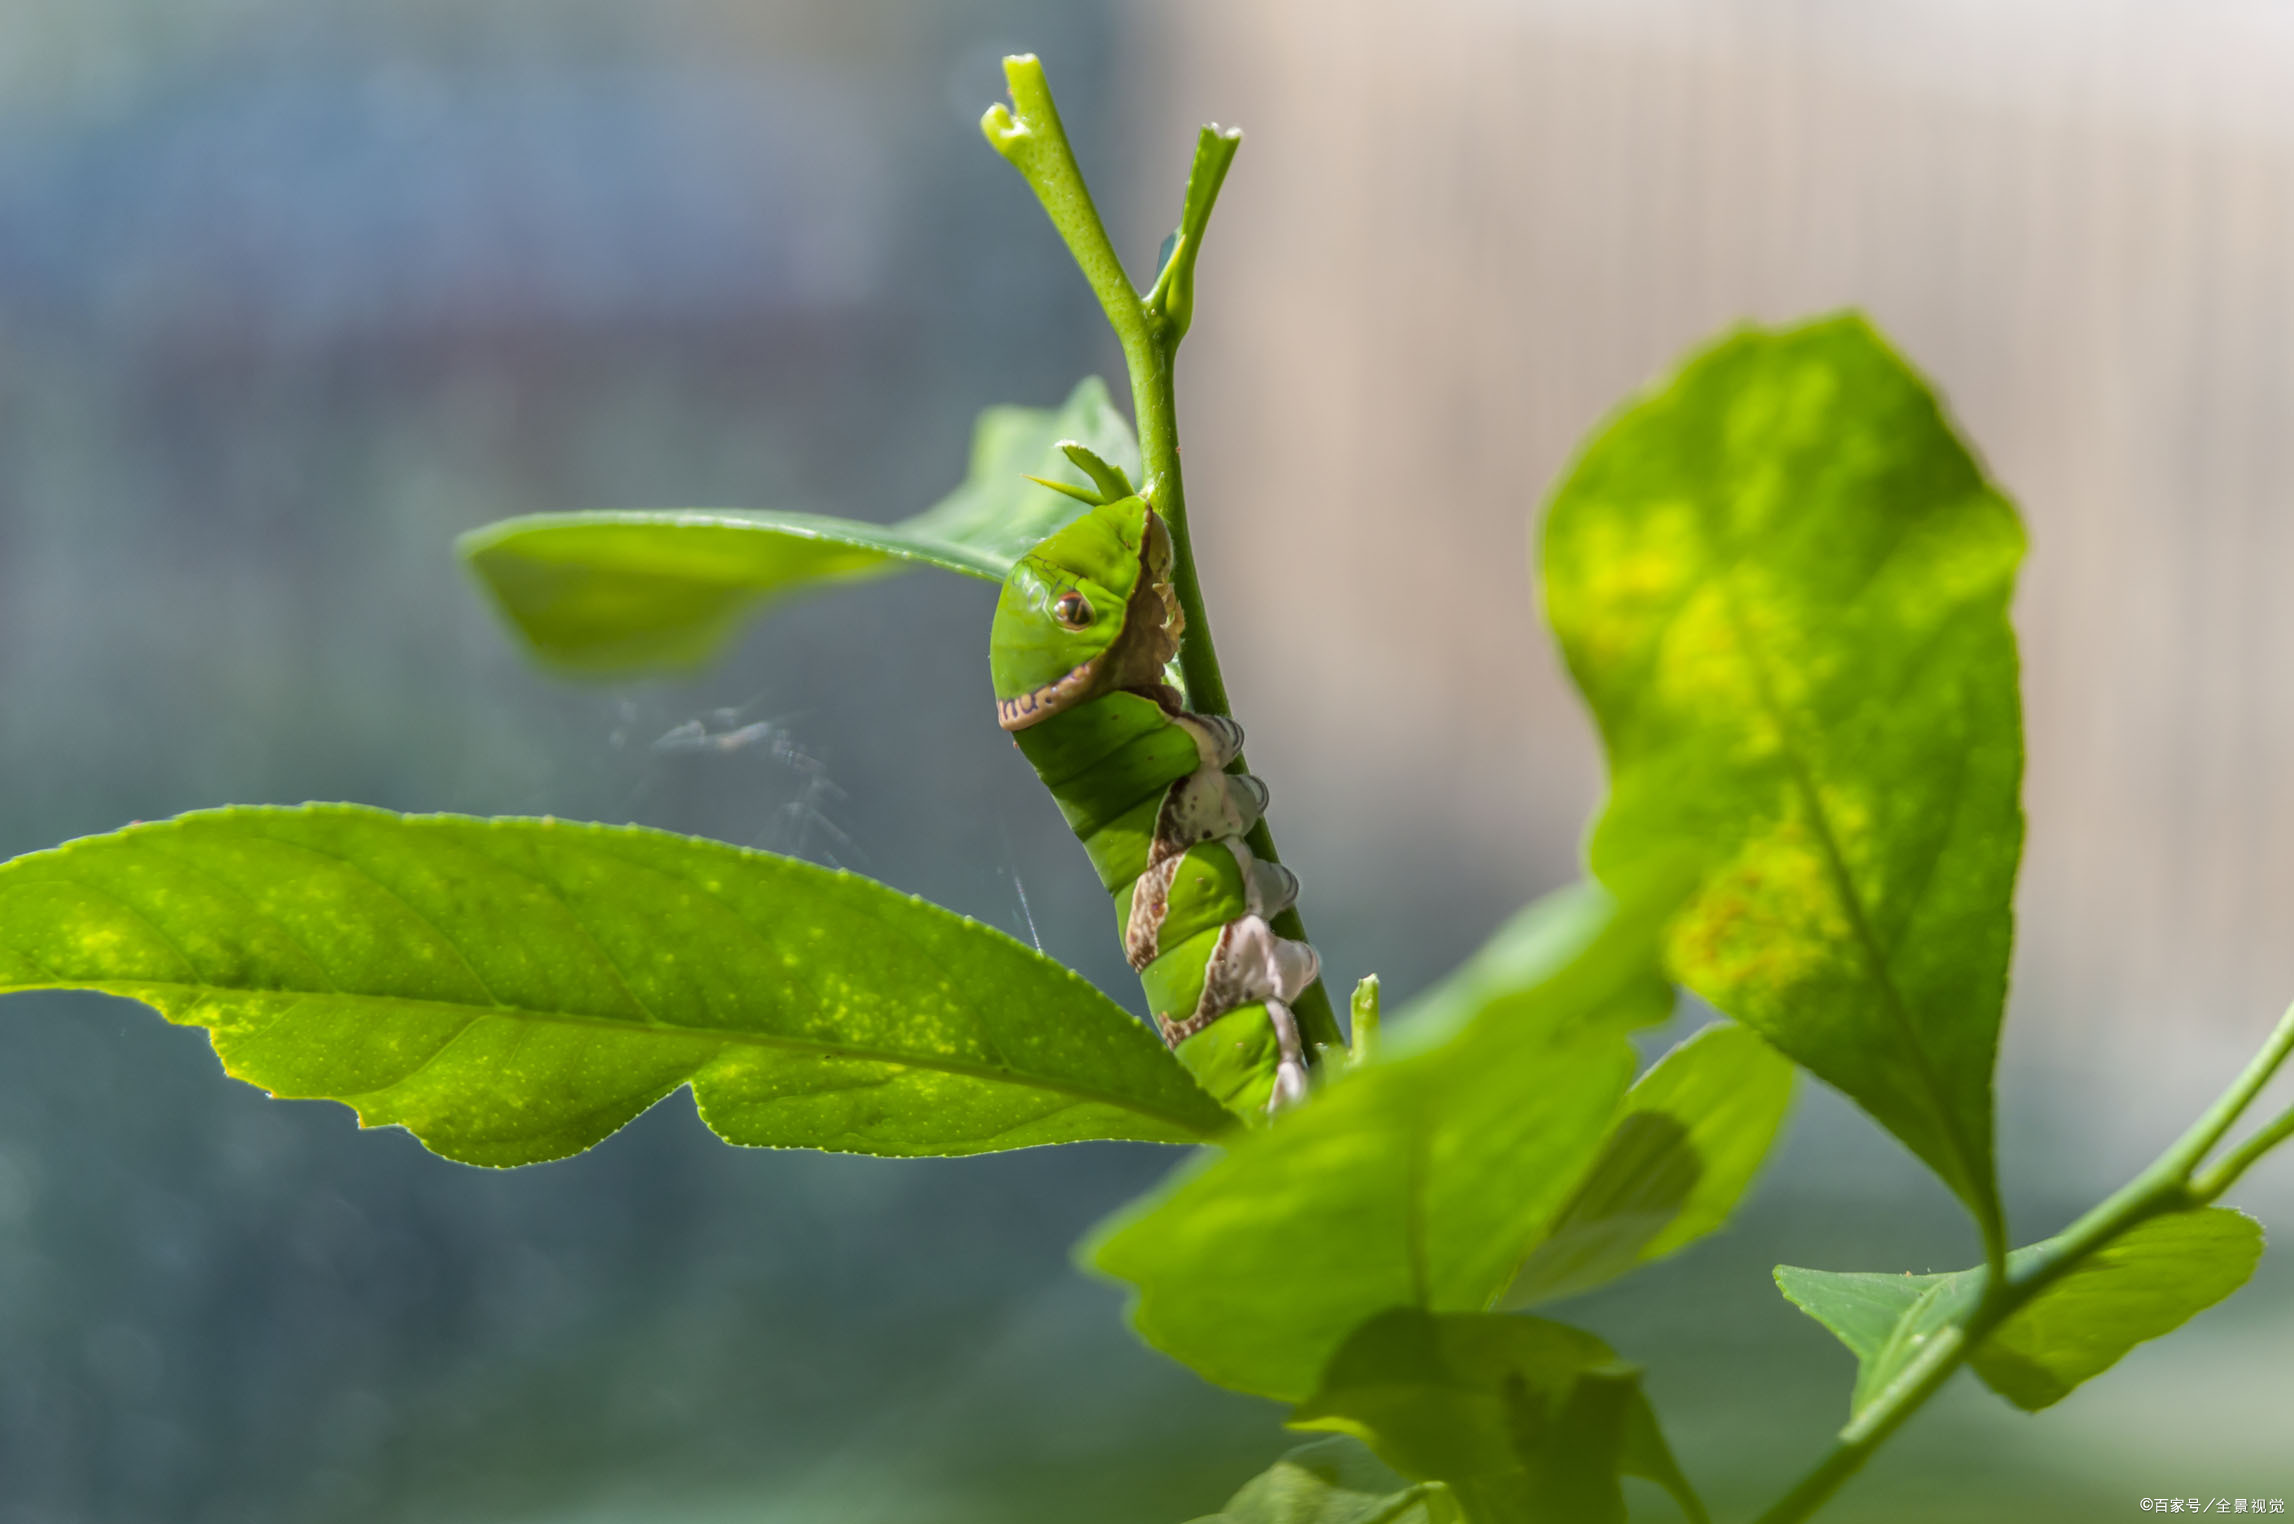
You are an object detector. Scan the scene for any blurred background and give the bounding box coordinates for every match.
[1,1,2290,1519]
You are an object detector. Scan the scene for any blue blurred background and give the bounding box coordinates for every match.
[1,2,2290,1520]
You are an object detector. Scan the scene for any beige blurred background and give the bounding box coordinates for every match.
[1133,0,2294,1172]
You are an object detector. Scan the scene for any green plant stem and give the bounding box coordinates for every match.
[1753,999,2294,1524]
[2193,1102,2294,1202]
[981,57,1154,370]
[1351,975,1382,1065]
[983,55,1344,1058]
[2184,1001,2294,1201]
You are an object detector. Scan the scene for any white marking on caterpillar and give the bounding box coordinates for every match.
[1210,915,1320,1008]
[1264,1000,1309,1113]
[1249,859,1301,919]
[1227,837,1300,919]
[1149,767,1268,867]
[1170,713,1245,769]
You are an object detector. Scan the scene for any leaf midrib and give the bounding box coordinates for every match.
[1703,535,1993,1222]
[459,510,1010,582]
[7,976,1220,1135]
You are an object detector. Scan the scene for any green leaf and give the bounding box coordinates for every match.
[1183,1439,1461,1524]
[1505,1021,1795,1306]
[1542,313,2026,1241]
[0,805,1227,1165]
[459,376,1140,671]
[1290,1310,1707,1524]
[1773,1265,1933,1376]
[1975,1209,2265,1409]
[1149,124,1242,341]
[1772,1264,1954,1419]
[1087,884,1675,1402]
[1382,887,1639,1054]
[1777,1207,2264,1417]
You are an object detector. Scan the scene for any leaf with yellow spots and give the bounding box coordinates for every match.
[1542,314,2025,1250]
[0,805,1228,1165]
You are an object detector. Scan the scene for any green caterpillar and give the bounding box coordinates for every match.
[989,472,1318,1119]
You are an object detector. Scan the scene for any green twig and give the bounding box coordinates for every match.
[2193,1102,2294,1203]
[980,57,1151,372]
[1753,999,2294,1524]
[981,55,1344,1058]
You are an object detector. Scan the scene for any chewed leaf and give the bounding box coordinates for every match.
[1776,1207,2263,1418]
[1087,884,1674,1402]
[1506,1021,1794,1306]
[461,375,1139,671]
[0,805,1228,1165]
[1184,1438,1460,1524]
[1543,314,2025,1240]
[1290,1310,1707,1524]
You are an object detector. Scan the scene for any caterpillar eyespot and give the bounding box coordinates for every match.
[989,495,1318,1121]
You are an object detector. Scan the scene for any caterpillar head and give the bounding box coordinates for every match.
[991,496,1181,730]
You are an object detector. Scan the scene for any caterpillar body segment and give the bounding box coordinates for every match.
[991,493,1320,1118]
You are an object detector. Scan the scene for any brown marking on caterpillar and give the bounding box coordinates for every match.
[1126,681,1189,715]
[1109,515,1182,691]
[1124,852,1186,970]
[1155,1005,1216,1046]
[995,506,1182,732]
[997,660,1100,731]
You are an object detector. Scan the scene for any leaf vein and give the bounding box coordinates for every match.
[122,840,350,996]
[1709,562,1987,1217]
